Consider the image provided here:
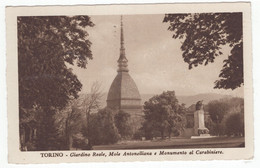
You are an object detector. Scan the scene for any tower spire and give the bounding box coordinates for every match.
[117,15,128,72]
[120,15,125,50]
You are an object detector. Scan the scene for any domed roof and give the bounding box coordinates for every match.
[107,16,141,104]
[107,72,141,101]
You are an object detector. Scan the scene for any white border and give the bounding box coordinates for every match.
[1,0,260,168]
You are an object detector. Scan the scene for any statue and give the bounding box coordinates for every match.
[195,100,203,110]
[193,100,209,136]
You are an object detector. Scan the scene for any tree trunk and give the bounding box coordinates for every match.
[36,107,57,150]
[86,108,92,149]
[65,118,71,150]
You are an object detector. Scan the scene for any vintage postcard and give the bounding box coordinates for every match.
[6,3,253,164]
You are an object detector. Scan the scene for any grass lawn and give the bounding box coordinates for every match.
[93,136,245,150]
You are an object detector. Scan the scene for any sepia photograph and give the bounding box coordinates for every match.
[6,3,253,163]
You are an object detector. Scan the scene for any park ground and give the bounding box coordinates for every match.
[93,137,245,150]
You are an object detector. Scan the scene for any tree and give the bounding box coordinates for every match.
[18,16,94,109]
[141,120,155,140]
[224,98,244,136]
[163,13,243,90]
[55,99,83,150]
[35,108,63,150]
[225,112,244,136]
[208,100,230,124]
[205,97,244,136]
[114,110,133,139]
[72,133,88,150]
[167,103,187,138]
[208,100,230,135]
[80,81,103,148]
[19,107,38,151]
[18,16,94,150]
[143,91,186,139]
[88,108,120,145]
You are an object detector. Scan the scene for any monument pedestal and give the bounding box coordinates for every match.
[191,101,212,139]
[193,110,209,136]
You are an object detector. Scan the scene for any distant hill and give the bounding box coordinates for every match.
[99,93,234,108]
[177,93,233,107]
[141,93,232,107]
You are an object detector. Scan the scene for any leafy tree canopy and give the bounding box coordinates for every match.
[143,91,186,139]
[225,111,244,136]
[88,108,120,145]
[205,97,244,136]
[163,13,243,90]
[18,16,94,109]
[18,16,94,150]
[208,100,230,124]
[114,110,133,138]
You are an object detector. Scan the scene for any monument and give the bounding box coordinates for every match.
[192,101,210,138]
[106,16,142,132]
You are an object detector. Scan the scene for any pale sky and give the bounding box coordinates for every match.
[71,14,244,97]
